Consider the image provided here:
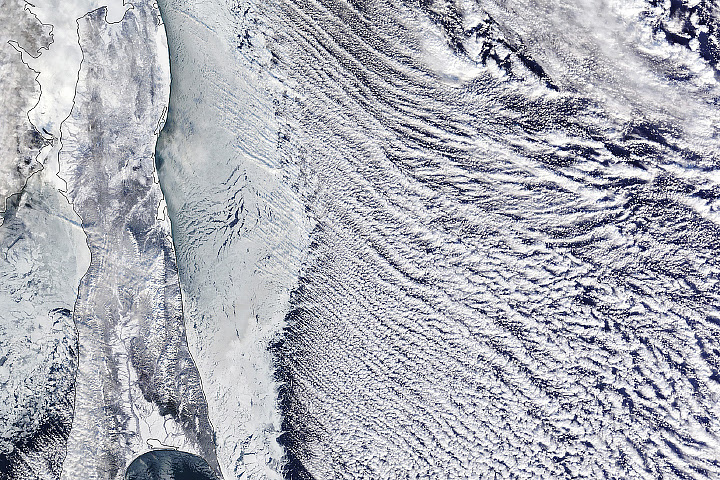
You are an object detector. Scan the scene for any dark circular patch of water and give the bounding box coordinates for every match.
[125,450,220,480]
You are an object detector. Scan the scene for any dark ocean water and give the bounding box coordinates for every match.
[125,450,219,480]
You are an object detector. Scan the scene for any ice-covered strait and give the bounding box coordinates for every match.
[155,0,720,479]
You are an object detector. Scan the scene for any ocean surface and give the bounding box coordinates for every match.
[155,0,720,478]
